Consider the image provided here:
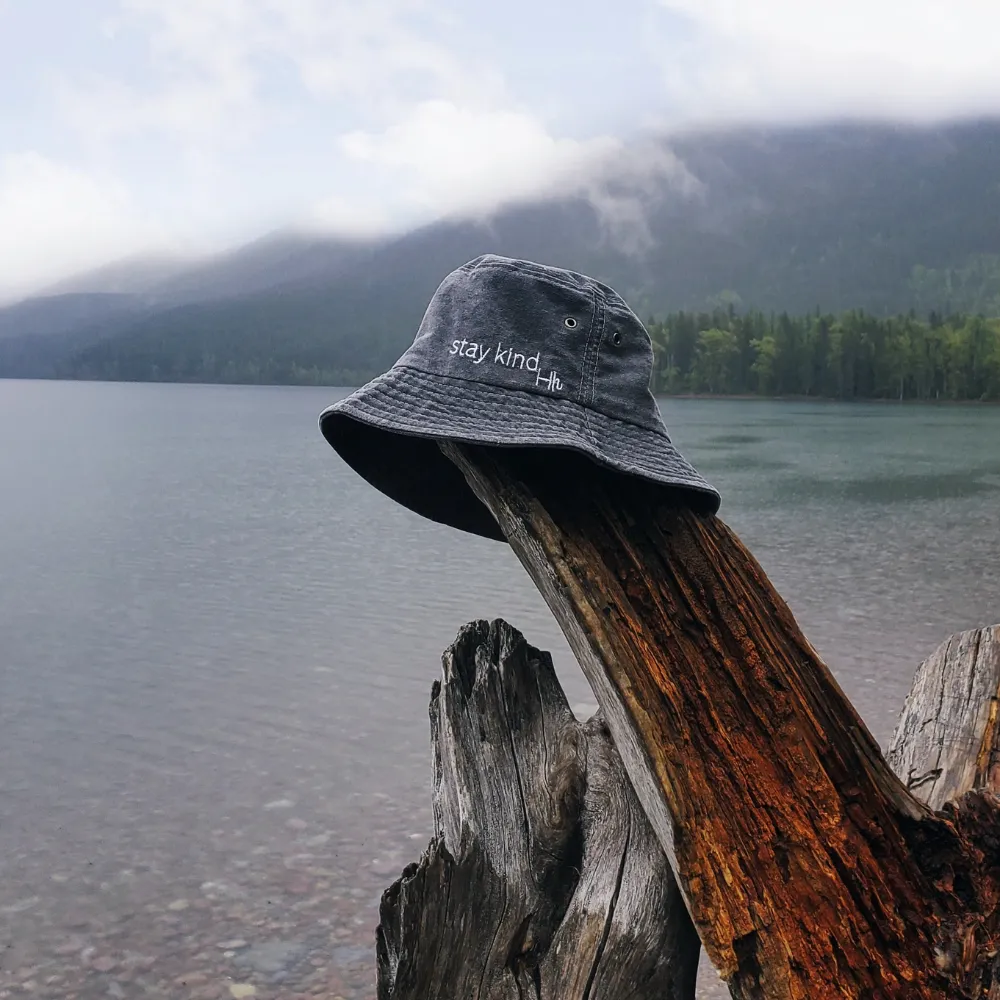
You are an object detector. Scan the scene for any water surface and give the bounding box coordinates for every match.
[2,381,998,999]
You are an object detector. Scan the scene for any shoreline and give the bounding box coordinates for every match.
[3,374,999,405]
[655,391,1000,406]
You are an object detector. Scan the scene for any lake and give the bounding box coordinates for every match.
[1,379,999,1000]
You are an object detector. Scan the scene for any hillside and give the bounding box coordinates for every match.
[2,118,1000,386]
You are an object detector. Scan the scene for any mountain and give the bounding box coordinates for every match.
[134,234,385,305]
[40,254,192,298]
[34,233,386,305]
[3,118,1000,385]
[0,293,151,377]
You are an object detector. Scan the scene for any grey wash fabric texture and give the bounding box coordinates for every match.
[320,254,720,541]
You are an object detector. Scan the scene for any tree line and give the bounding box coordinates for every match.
[39,299,1000,402]
[647,309,1000,401]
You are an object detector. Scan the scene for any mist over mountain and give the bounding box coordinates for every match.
[3,118,1000,385]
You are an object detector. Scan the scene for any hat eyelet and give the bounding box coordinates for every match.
[563,317,578,330]
[611,331,622,346]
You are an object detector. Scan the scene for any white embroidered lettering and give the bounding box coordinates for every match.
[448,337,554,388]
[536,370,562,392]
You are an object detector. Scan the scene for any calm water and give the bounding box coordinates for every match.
[2,379,999,1000]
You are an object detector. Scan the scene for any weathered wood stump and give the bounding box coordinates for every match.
[434,444,1000,999]
[888,626,1000,811]
[376,618,700,999]
[376,617,1000,999]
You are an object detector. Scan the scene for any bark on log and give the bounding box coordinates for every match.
[439,443,1000,1000]
[373,617,997,998]
[376,618,700,1000]
[888,626,1000,811]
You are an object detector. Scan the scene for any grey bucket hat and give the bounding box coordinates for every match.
[320,254,719,541]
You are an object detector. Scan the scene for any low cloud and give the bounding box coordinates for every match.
[0,153,155,300]
[577,140,702,255]
[335,100,619,222]
[329,102,700,255]
[7,0,1000,296]
[654,0,1000,123]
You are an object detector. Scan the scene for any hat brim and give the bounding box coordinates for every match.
[320,365,721,541]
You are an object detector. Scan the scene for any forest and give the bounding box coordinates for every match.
[647,310,1000,401]
[26,297,1000,403]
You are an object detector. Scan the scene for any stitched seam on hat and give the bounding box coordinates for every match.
[591,293,609,408]
[583,288,606,444]
[336,389,716,494]
[381,362,668,437]
[576,287,600,403]
[334,392,715,493]
[345,387,679,454]
[463,257,596,298]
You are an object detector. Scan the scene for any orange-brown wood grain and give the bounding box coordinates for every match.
[442,443,1000,1000]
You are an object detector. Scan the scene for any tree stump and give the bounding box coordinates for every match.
[436,444,1000,1000]
[888,625,1000,811]
[374,618,1000,999]
[376,618,700,1000]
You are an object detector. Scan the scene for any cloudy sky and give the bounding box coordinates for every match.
[2,0,999,299]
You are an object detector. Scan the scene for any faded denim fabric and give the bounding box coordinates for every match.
[320,255,720,541]
[399,256,662,431]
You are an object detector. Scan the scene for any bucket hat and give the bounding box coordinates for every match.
[320,254,720,541]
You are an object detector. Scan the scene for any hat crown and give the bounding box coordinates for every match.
[396,255,665,433]
[319,253,720,541]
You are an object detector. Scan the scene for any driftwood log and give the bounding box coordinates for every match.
[376,618,700,999]
[425,443,1000,1000]
[374,616,1000,999]
[888,626,1000,812]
